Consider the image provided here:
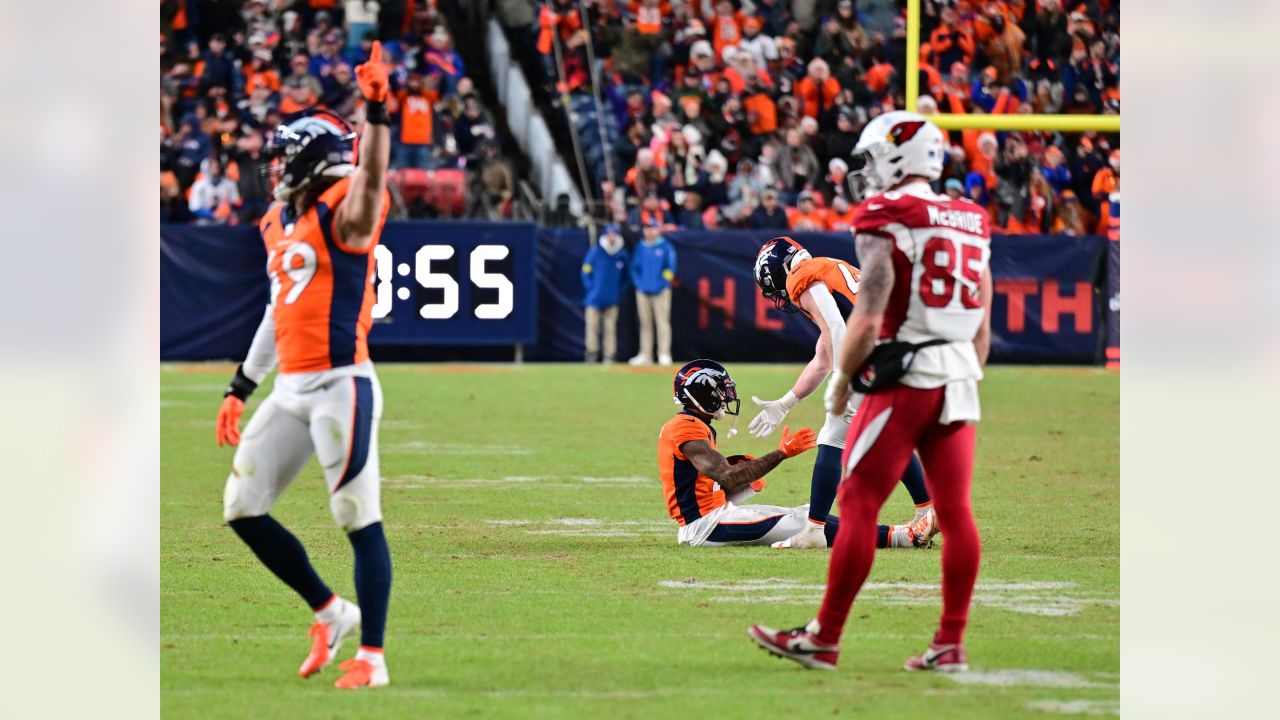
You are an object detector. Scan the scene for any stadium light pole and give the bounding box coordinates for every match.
[905,0,1120,133]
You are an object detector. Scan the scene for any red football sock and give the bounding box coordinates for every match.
[918,421,981,646]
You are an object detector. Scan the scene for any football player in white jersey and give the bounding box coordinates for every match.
[749,111,992,674]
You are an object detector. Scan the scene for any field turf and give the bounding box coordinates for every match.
[161,363,1118,718]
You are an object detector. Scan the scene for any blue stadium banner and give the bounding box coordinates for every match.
[533,229,1108,364]
[161,221,538,360]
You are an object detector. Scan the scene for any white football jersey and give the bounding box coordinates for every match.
[853,182,991,388]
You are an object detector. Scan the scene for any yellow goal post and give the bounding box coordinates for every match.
[904,0,1120,133]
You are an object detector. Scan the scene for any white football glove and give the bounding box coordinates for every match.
[824,371,853,417]
[747,391,799,438]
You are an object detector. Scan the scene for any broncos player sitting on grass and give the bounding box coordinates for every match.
[658,360,823,547]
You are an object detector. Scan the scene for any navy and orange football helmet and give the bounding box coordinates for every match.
[265,108,358,202]
[673,359,740,419]
[753,237,812,313]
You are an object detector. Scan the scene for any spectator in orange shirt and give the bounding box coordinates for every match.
[925,7,975,70]
[724,47,773,94]
[244,49,280,96]
[708,0,744,60]
[795,58,840,125]
[278,75,319,114]
[824,195,857,231]
[395,73,438,169]
[742,74,779,136]
[1091,149,1119,206]
[787,191,827,231]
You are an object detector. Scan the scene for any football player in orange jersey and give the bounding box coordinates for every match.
[658,360,823,547]
[749,238,938,549]
[212,42,394,690]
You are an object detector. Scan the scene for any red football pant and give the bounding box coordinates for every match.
[816,384,981,647]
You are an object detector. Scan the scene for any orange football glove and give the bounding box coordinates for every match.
[355,40,389,103]
[216,396,245,447]
[777,425,817,458]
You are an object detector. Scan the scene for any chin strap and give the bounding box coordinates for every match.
[725,414,739,439]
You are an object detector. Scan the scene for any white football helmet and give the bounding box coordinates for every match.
[848,110,945,198]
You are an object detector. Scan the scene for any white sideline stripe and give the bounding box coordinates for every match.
[945,669,1107,688]
[844,405,893,475]
[1025,699,1120,716]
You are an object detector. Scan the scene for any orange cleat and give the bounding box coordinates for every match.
[334,657,390,689]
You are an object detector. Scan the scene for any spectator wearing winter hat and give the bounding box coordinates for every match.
[1041,145,1073,194]
[747,187,790,229]
[582,225,630,364]
[188,154,240,225]
[425,27,466,96]
[795,57,840,124]
[944,178,965,199]
[738,17,777,69]
[1053,190,1088,236]
[629,218,677,367]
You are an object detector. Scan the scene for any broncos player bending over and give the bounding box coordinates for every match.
[657,360,822,547]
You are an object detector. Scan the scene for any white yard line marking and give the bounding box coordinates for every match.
[1025,699,1119,716]
[659,578,1117,616]
[382,441,533,456]
[946,670,1107,688]
[485,518,670,538]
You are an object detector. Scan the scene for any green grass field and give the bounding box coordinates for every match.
[161,363,1118,719]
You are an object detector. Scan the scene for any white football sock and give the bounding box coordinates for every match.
[914,503,933,520]
[889,525,914,548]
[356,647,385,665]
[314,596,343,623]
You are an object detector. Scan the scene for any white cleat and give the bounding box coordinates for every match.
[657,354,674,367]
[628,354,652,366]
[299,598,362,678]
[772,523,828,549]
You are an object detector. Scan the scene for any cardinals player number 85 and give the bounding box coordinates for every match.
[918,233,985,310]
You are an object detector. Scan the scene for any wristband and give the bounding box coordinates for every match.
[779,390,799,411]
[365,101,389,126]
[225,364,259,401]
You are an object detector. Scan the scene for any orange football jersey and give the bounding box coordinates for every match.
[658,411,726,525]
[260,176,391,374]
[785,256,861,318]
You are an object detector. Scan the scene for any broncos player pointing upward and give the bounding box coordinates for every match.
[214,43,394,689]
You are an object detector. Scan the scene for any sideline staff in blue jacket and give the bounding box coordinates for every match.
[581,225,629,363]
[628,219,677,367]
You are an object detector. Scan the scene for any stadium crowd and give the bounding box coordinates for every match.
[523,0,1119,237]
[161,0,515,225]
